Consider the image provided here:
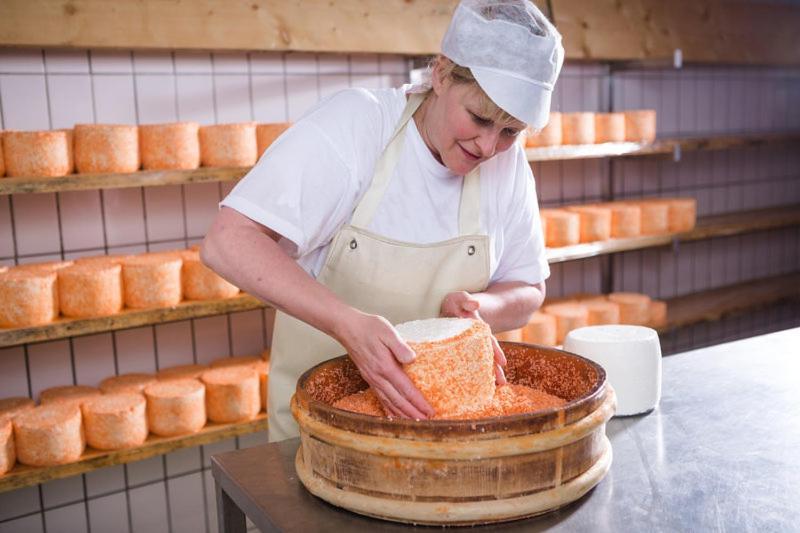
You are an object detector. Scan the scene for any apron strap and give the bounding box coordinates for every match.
[350,92,482,237]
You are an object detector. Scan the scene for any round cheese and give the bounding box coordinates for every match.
[256,123,291,156]
[540,209,580,247]
[494,329,523,342]
[0,269,58,327]
[139,122,200,170]
[2,130,72,177]
[199,123,257,167]
[82,393,148,450]
[13,404,85,466]
[565,205,612,243]
[649,300,667,329]
[522,311,557,346]
[0,397,35,421]
[75,254,134,267]
[180,249,239,300]
[40,385,101,407]
[631,199,669,235]
[542,303,589,344]
[561,112,595,145]
[624,109,657,143]
[74,124,140,174]
[525,112,561,147]
[58,262,123,318]
[201,367,260,423]
[608,292,652,325]
[144,379,206,437]
[209,355,262,369]
[662,197,697,233]
[157,363,208,382]
[583,300,620,326]
[594,112,626,143]
[122,254,182,309]
[99,373,156,395]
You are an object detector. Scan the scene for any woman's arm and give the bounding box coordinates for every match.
[202,207,434,419]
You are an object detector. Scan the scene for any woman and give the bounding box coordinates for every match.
[202,0,564,441]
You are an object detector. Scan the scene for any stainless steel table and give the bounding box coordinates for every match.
[212,327,800,532]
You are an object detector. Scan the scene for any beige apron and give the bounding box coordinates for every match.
[268,93,491,442]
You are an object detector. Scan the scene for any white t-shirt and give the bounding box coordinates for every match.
[220,85,549,286]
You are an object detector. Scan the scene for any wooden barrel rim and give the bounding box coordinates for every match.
[294,342,607,439]
[295,434,613,526]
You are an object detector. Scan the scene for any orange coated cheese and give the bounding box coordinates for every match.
[0,397,35,421]
[81,393,148,450]
[0,268,58,327]
[256,123,291,156]
[607,292,652,325]
[0,417,15,475]
[525,112,562,147]
[649,300,667,329]
[2,130,72,177]
[99,373,156,395]
[583,300,620,326]
[39,385,101,407]
[139,122,200,170]
[157,363,208,382]
[74,124,140,174]
[144,379,206,437]
[13,404,85,466]
[522,311,557,346]
[58,262,123,318]
[199,123,257,167]
[201,367,260,423]
[566,205,612,243]
[121,254,183,309]
[210,355,262,369]
[630,199,670,235]
[494,329,523,342]
[542,302,589,344]
[662,197,697,232]
[594,202,641,238]
[75,254,134,267]
[180,249,240,300]
[540,209,580,247]
[624,109,657,143]
[594,112,626,143]
[561,112,595,145]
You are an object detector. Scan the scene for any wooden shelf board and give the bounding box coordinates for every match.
[0,294,266,348]
[0,414,267,493]
[546,205,800,264]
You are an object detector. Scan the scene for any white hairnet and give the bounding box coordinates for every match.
[441,0,564,128]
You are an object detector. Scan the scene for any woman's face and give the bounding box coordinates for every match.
[419,74,526,176]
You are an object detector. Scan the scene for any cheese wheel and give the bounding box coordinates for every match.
[74,124,139,174]
[13,260,73,274]
[624,109,657,143]
[40,385,101,407]
[122,254,182,309]
[199,123,257,167]
[593,202,641,238]
[629,200,669,235]
[180,249,239,300]
[157,363,208,382]
[144,379,206,436]
[0,269,58,327]
[540,209,580,247]
[0,417,14,475]
[13,404,85,466]
[99,373,156,395]
[594,113,625,143]
[2,130,72,177]
[649,300,667,329]
[608,292,652,325]
[561,112,595,145]
[75,254,134,267]
[210,355,262,369]
[583,300,620,326]
[201,367,260,423]
[139,122,200,170]
[565,205,612,243]
[81,393,147,450]
[525,112,562,147]
[521,312,557,346]
[0,131,5,177]
[542,303,589,344]
[58,262,123,318]
[662,197,697,233]
[0,397,35,420]
[396,318,494,418]
[256,123,291,156]
[494,329,523,342]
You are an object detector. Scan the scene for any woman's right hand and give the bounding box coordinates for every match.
[334,309,435,420]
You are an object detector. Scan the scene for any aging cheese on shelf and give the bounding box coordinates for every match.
[58,262,123,318]
[542,302,589,344]
[2,130,72,177]
[139,122,200,170]
[209,355,263,369]
[199,123,258,167]
[522,311,557,346]
[583,299,621,326]
[594,112,626,143]
[631,199,670,235]
[494,329,523,342]
[662,197,697,232]
[13,404,85,466]
[201,367,260,423]
[81,393,148,450]
[525,112,562,147]
[144,379,206,437]
[157,363,208,382]
[0,397,35,420]
[396,318,495,418]
[75,254,134,267]
[0,417,15,475]
[608,292,652,325]
[99,373,156,395]
[39,385,101,407]
[624,109,657,143]
[565,205,612,243]
[0,268,58,327]
[121,254,183,309]
[256,123,291,156]
[594,202,641,238]
[561,112,595,145]
[180,249,240,300]
[649,300,667,328]
[540,209,580,247]
[74,124,140,174]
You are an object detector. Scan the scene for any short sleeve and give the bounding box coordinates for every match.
[490,147,550,285]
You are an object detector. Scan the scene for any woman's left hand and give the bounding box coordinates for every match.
[440,291,507,386]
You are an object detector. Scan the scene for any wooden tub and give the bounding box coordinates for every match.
[291,342,616,526]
